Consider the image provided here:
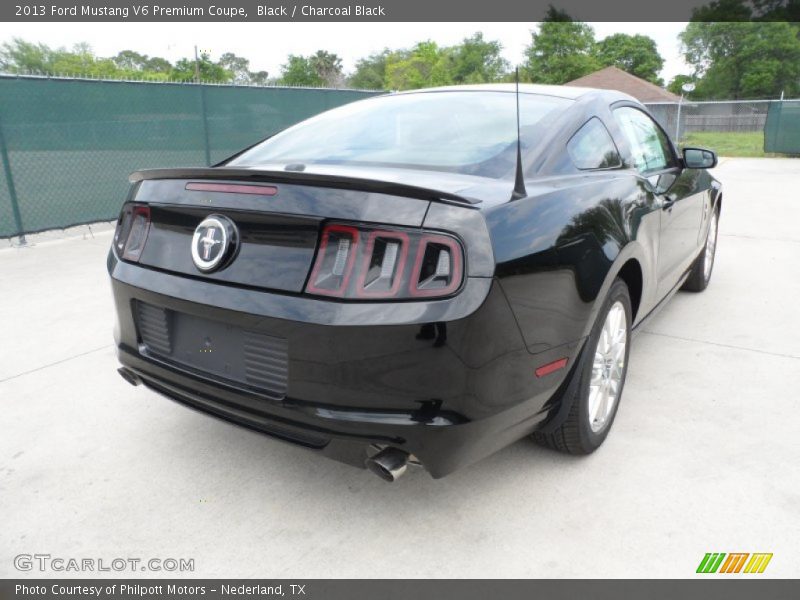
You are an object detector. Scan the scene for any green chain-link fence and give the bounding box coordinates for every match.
[0,75,382,238]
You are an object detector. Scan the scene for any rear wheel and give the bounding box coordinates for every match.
[533,279,632,454]
[682,208,719,292]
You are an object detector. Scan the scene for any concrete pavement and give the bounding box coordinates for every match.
[1,158,798,578]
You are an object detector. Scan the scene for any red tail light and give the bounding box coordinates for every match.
[114,203,151,262]
[306,223,464,300]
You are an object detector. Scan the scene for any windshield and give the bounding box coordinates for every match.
[229,91,572,179]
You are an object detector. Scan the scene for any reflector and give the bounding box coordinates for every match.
[535,358,569,378]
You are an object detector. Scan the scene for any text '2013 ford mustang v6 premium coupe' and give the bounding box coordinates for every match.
[109,84,721,481]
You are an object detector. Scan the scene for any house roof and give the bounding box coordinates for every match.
[565,66,680,103]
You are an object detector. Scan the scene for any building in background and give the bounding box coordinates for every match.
[566,66,680,103]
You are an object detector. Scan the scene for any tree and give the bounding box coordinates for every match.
[217,52,270,85]
[249,70,270,85]
[384,42,453,90]
[113,50,149,71]
[309,50,344,87]
[450,33,509,84]
[171,52,230,83]
[47,43,121,78]
[680,21,800,98]
[667,74,696,96]
[689,0,753,21]
[279,55,323,86]
[523,8,599,84]
[277,51,343,87]
[218,52,251,83]
[348,50,390,89]
[595,33,664,84]
[143,57,172,74]
[0,38,54,73]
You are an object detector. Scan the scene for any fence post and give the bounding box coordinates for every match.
[0,114,25,244]
[199,84,211,166]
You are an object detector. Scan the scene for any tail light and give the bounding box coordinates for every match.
[114,203,151,262]
[306,223,464,300]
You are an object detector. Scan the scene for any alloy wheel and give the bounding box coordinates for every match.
[588,301,627,433]
[704,212,718,281]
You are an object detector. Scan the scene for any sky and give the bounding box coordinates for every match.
[0,22,690,83]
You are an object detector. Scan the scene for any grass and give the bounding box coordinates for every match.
[679,131,768,158]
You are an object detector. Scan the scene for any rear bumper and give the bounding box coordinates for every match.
[109,253,580,478]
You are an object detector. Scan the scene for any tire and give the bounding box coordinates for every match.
[532,278,632,455]
[682,208,719,292]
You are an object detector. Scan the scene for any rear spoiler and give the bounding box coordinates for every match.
[129,167,482,207]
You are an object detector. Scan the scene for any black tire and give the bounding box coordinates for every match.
[682,208,719,292]
[532,278,632,455]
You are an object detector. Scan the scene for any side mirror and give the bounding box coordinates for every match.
[682,147,717,169]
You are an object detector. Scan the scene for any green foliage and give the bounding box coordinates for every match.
[279,55,323,86]
[218,52,252,84]
[690,0,753,21]
[595,33,664,85]
[215,52,269,85]
[680,21,800,99]
[348,50,390,90]
[310,50,344,87]
[172,52,231,82]
[0,38,264,84]
[349,33,509,90]
[0,38,51,73]
[112,50,148,71]
[385,41,454,90]
[450,33,509,84]
[143,57,172,74]
[278,50,344,87]
[278,51,343,87]
[667,74,696,96]
[524,13,599,84]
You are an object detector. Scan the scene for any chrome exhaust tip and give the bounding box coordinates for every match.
[117,367,142,387]
[365,448,409,482]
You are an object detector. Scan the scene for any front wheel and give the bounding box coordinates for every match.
[532,278,632,454]
[682,208,719,292]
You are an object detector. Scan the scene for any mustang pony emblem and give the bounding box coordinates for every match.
[199,227,222,260]
[191,215,237,272]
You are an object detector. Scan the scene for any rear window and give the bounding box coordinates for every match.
[567,118,621,170]
[229,91,572,179]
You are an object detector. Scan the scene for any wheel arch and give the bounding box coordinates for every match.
[582,242,649,338]
[616,258,643,322]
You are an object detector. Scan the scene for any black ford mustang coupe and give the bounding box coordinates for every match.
[109,84,721,481]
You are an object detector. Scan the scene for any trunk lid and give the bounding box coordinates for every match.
[130,167,473,293]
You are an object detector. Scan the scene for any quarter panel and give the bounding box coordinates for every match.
[486,174,660,353]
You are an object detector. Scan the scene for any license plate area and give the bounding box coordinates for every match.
[135,301,288,399]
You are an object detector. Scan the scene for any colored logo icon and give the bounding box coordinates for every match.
[696,553,773,574]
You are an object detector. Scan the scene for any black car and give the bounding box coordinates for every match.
[109,84,721,481]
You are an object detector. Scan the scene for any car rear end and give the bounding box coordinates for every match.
[108,169,567,478]
[109,88,584,478]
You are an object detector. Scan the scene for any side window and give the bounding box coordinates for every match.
[612,107,675,173]
[567,117,621,170]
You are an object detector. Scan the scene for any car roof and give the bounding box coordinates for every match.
[395,83,635,103]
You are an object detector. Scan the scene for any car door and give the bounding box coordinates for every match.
[611,106,705,297]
